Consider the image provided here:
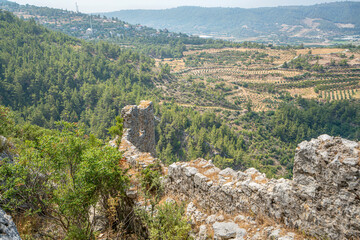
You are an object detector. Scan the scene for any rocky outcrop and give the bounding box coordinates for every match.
[0,136,13,162]
[121,100,156,157]
[118,102,360,239]
[115,101,157,168]
[0,207,21,240]
[165,135,360,239]
[0,137,21,239]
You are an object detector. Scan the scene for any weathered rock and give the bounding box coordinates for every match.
[197,225,208,240]
[114,101,159,168]
[0,136,7,150]
[119,102,360,239]
[0,136,13,162]
[89,203,108,233]
[0,208,21,240]
[166,136,360,239]
[121,101,156,157]
[268,229,281,239]
[206,215,217,224]
[212,221,246,240]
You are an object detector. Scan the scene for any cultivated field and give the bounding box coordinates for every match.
[156,46,360,114]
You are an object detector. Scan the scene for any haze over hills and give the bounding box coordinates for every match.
[101,2,360,45]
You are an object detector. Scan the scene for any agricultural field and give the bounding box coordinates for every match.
[156,46,360,114]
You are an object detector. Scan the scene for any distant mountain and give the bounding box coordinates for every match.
[101,2,360,44]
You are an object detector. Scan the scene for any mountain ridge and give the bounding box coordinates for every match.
[100,2,360,44]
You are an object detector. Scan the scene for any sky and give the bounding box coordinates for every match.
[12,0,357,13]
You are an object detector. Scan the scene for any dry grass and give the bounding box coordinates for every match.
[286,87,318,99]
[155,58,186,72]
[15,214,43,238]
[296,48,345,55]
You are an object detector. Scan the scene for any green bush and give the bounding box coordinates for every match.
[140,162,163,196]
[139,202,193,240]
[0,121,129,239]
[0,105,14,137]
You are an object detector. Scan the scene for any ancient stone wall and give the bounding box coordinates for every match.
[165,135,360,239]
[118,102,360,239]
[114,101,157,168]
[121,100,156,157]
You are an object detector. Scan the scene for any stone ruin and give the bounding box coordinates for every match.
[165,135,360,239]
[121,100,156,157]
[119,101,360,239]
[114,100,157,168]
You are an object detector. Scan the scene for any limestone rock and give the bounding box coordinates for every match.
[116,101,159,168]
[119,102,360,239]
[206,215,216,224]
[121,100,156,157]
[0,135,7,150]
[0,136,13,162]
[0,208,21,240]
[165,135,360,239]
[212,221,246,240]
[197,225,208,240]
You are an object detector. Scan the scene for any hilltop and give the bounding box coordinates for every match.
[0,0,244,58]
[101,2,360,45]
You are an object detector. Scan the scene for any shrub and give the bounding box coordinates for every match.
[138,202,192,240]
[0,121,129,239]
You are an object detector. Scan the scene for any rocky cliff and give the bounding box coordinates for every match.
[119,101,360,240]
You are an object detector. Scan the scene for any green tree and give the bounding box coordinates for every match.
[108,116,124,147]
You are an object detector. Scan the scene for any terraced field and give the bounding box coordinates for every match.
[156,46,360,113]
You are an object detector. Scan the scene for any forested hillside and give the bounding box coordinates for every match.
[1,3,360,239]
[0,10,159,138]
[102,2,360,44]
[156,99,360,178]
[0,0,247,58]
[1,10,360,179]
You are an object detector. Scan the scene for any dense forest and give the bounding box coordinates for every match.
[155,99,360,178]
[0,10,161,138]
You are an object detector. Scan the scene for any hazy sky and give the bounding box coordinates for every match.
[12,0,357,13]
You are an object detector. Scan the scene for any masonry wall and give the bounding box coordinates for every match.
[118,102,360,239]
[165,135,360,239]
